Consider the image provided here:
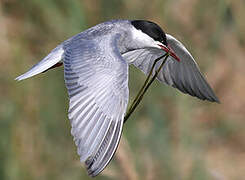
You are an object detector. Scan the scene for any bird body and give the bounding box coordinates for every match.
[15,19,219,177]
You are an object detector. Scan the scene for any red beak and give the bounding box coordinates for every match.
[158,45,181,62]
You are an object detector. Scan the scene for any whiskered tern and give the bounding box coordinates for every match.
[15,20,219,177]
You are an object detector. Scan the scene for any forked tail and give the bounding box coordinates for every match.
[15,45,64,81]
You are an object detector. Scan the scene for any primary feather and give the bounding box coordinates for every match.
[122,34,219,103]
[15,45,64,81]
[62,29,129,176]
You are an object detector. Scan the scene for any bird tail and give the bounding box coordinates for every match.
[15,45,64,81]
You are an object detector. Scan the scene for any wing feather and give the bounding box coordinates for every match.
[122,34,219,102]
[63,35,128,176]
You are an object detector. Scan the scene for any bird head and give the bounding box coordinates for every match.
[131,20,180,61]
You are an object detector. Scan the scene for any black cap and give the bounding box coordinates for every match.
[131,20,167,46]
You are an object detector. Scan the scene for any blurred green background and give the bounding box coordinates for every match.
[1,0,245,179]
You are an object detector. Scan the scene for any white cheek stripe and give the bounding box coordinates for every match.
[131,27,161,49]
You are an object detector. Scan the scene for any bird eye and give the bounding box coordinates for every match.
[160,40,165,45]
[161,39,168,46]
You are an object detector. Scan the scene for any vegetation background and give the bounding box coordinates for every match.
[1,0,245,179]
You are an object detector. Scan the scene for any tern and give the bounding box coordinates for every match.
[15,20,219,177]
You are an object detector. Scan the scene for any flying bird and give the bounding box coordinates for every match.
[15,20,219,177]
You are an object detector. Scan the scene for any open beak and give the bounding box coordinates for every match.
[158,44,181,62]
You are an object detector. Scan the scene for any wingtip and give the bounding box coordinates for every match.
[204,94,220,104]
[15,75,26,81]
[15,76,22,81]
[207,89,220,104]
[85,155,106,177]
[86,164,101,178]
[212,97,221,104]
[87,169,99,178]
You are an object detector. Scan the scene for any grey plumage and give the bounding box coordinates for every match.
[123,34,219,102]
[63,28,129,176]
[15,19,219,177]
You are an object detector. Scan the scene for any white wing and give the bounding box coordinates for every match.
[123,34,219,102]
[15,45,64,81]
[63,34,129,176]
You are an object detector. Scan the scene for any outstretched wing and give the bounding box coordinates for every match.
[63,35,129,176]
[123,34,219,102]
